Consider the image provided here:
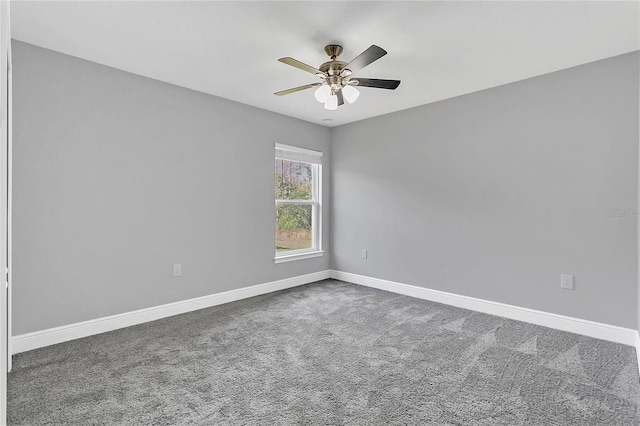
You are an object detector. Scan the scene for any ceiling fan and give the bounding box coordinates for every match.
[274,44,401,110]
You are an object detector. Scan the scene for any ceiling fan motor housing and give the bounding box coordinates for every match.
[319,60,347,76]
[320,45,352,92]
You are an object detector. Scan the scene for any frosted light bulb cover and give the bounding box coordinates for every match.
[342,85,360,104]
[324,94,338,110]
[314,85,331,103]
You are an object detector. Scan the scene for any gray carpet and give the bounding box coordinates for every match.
[7,280,640,425]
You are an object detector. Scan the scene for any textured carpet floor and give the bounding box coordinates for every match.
[8,280,640,425]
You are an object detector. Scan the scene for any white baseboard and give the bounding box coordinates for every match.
[636,331,640,370]
[330,270,637,347]
[12,269,637,354]
[12,270,331,354]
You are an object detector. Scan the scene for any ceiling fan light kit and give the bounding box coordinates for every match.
[275,44,401,110]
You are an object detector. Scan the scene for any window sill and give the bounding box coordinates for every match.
[274,250,325,264]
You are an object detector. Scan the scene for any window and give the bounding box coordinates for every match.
[274,144,323,262]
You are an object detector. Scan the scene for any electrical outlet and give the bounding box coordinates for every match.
[173,264,182,278]
[362,249,367,259]
[560,274,574,290]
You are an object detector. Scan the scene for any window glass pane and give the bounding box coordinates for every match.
[276,204,312,252]
[275,159,313,200]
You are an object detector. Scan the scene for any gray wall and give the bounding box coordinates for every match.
[331,52,639,328]
[12,40,640,334]
[12,41,331,335]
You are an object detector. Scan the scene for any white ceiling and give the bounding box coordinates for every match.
[11,1,640,127]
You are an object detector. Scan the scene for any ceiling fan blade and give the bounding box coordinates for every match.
[278,57,323,75]
[341,45,387,76]
[274,83,320,96]
[351,78,401,90]
[337,90,344,106]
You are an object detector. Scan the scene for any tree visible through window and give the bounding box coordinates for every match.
[275,144,322,259]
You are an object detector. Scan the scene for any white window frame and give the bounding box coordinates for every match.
[274,143,323,263]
